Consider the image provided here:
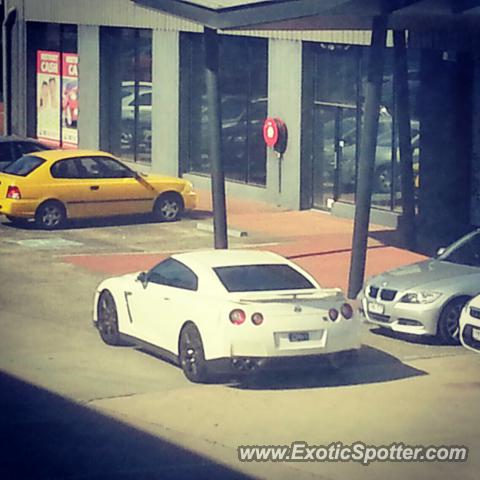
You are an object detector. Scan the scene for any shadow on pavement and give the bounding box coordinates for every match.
[1,209,211,231]
[368,229,412,252]
[0,371,250,480]
[229,345,426,391]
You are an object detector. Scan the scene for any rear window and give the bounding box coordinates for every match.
[214,264,315,293]
[3,155,45,176]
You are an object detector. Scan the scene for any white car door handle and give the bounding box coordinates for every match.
[164,297,170,301]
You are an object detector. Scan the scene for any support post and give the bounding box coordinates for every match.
[2,7,17,135]
[347,16,387,299]
[393,29,417,251]
[204,27,228,249]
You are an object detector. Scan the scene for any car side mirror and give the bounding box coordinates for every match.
[436,247,446,258]
[137,271,148,288]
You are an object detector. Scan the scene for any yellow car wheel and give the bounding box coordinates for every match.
[153,193,183,222]
[35,200,66,230]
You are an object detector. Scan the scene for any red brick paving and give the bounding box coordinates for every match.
[62,190,427,292]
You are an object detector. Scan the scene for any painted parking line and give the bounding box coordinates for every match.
[5,238,83,249]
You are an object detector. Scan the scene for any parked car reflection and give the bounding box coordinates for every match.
[0,136,50,171]
[320,113,419,195]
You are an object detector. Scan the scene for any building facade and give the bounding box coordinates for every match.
[4,0,480,242]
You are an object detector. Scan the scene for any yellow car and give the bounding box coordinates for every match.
[0,149,197,229]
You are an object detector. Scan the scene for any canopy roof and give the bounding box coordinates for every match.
[132,0,480,30]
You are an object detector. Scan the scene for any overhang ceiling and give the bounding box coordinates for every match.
[132,0,480,30]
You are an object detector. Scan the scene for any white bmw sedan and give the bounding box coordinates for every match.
[93,250,361,383]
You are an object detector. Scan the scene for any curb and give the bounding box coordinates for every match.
[196,222,248,238]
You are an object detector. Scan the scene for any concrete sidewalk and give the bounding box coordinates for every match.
[64,190,426,292]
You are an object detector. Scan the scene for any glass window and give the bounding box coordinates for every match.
[17,142,48,156]
[3,155,45,176]
[148,258,198,291]
[0,143,14,164]
[311,45,360,208]
[180,33,268,185]
[70,156,132,179]
[439,230,480,268]
[314,44,358,106]
[308,42,422,214]
[214,264,315,293]
[94,157,135,178]
[100,27,152,164]
[51,159,80,178]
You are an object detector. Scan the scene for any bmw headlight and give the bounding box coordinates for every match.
[399,291,442,304]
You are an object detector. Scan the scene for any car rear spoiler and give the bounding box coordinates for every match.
[236,288,344,304]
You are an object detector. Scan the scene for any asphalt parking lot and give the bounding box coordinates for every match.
[0,212,479,480]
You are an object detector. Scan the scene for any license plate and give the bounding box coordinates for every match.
[368,302,385,315]
[289,332,309,342]
[472,328,480,342]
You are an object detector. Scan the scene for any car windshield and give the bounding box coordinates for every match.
[3,155,45,176]
[213,264,316,293]
[438,230,480,268]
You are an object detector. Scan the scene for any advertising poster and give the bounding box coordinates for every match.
[61,53,79,148]
[37,50,61,147]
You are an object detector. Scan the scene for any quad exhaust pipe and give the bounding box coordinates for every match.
[231,357,263,372]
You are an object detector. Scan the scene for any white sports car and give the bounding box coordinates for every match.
[93,250,361,383]
[459,295,480,353]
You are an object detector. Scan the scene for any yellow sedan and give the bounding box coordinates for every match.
[0,149,197,229]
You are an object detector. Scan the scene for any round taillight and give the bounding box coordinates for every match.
[328,308,339,321]
[341,303,354,320]
[229,309,246,325]
[251,312,264,326]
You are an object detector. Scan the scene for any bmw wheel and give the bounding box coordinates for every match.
[437,298,467,345]
[179,324,211,383]
[35,201,66,230]
[153,193,183,222]
[97,290,122,346]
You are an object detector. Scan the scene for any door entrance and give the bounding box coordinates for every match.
[312,103,358,209]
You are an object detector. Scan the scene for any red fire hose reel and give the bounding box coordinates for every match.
[263,117,288,155]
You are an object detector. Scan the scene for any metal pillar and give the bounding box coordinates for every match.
[204,27,228,249]
[347,16,387,299]
[393,29,417,251]
[2,7,17,135]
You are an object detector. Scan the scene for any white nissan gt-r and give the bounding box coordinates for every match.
[93,250,361,383]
